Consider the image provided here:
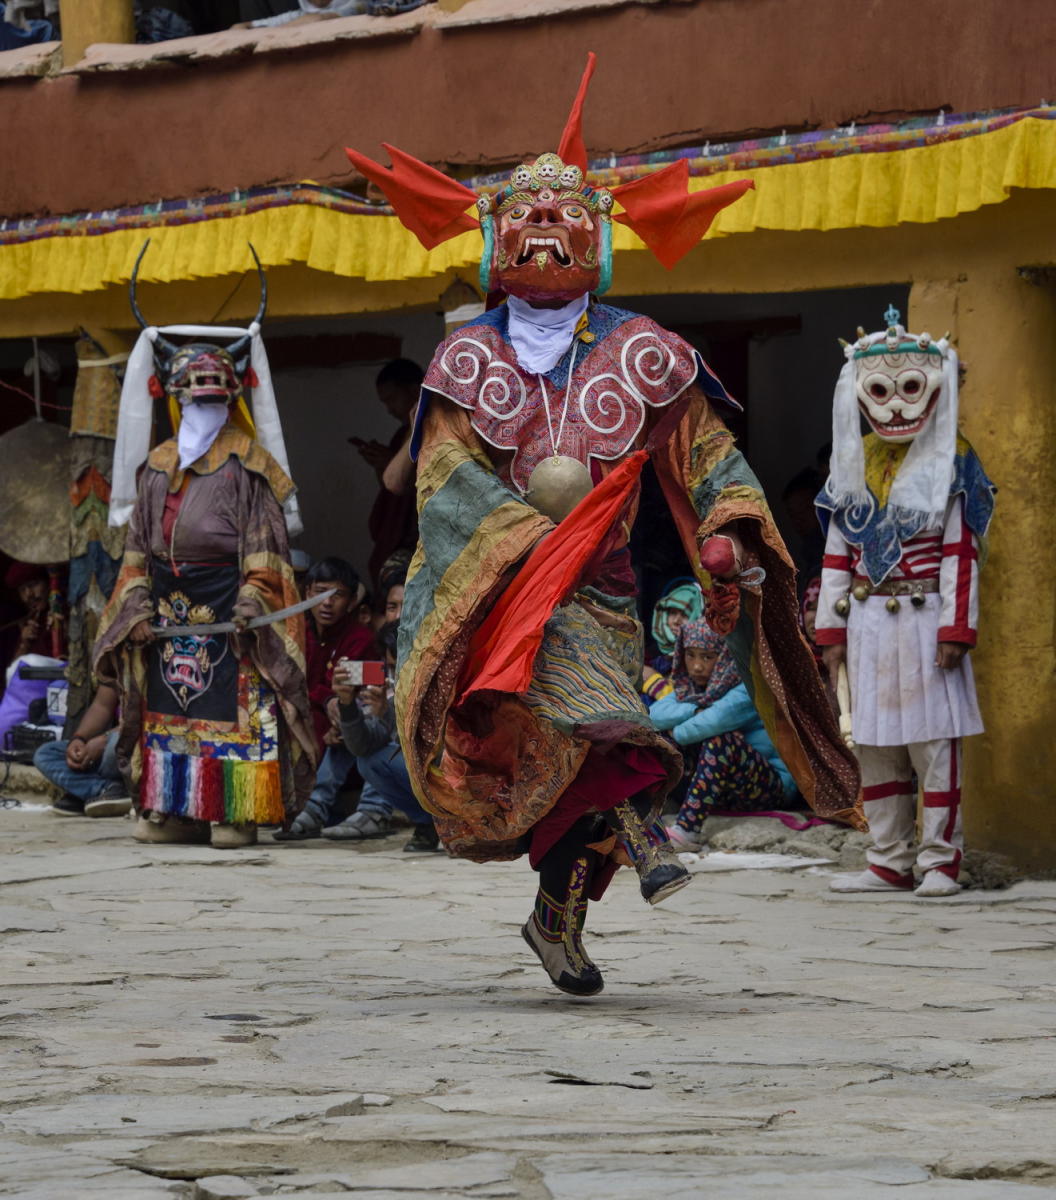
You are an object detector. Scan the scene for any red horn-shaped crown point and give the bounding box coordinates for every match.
[556,51,597,173]
[612,160,755,270]
[344,142,479,251]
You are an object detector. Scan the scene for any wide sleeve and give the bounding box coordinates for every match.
[92,468,156,679]
[234,466,317,775]
[337,701,392,759]
[815,521,852,646]
[649,383,862,826]
[395,395,554,808]
[938,495,979,646]
[235,473,293,622]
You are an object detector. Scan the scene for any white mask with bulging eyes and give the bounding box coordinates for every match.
[855,351,945,442]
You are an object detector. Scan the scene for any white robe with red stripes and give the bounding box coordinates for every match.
[816,495,983,746]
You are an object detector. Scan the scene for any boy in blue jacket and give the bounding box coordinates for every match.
[650,620,795,848]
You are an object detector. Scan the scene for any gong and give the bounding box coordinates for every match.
[525,455,593,523]
[0,419,70,564]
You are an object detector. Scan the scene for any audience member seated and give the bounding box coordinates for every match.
[33,682,131,818]
[0,0,57,49]
[647,576,703,674]
[331,619,439,853]
[650,619,796,849]
[374,558,406,633]
[303,557,377,748]
[273,556,375,841]
[234,0,367,28]
[135,2,198,41]
[781,465,826,592]
[0,562,64,741]
[4,561,52,668]
[800,574,837,712]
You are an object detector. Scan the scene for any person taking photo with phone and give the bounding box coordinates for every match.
[330,620,440,853]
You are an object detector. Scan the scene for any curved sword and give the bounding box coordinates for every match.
[150,588,334,637]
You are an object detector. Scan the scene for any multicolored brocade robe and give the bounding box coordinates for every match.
[94,425,316,824]
[395,303,860,861]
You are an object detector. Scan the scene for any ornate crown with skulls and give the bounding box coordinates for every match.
[344,53,754,302]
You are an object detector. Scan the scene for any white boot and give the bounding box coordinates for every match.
[915,869,961,897]
[830,869,912,894]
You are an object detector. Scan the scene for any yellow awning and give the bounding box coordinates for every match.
[2,110,1055,308]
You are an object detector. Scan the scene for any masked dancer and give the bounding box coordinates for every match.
[347,55,859,995]
[817,308,995,897]
[94,245,315,849]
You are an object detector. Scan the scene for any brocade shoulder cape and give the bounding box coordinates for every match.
[816,434,996,585]
[418,301,734,494]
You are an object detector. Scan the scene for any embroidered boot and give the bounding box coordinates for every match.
[609,799,692,906]
[522,820,604,997]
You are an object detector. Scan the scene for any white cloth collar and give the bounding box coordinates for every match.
[506,293,589,375]
[176,400,230,470]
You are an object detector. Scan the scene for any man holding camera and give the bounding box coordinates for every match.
[331,620,439,853]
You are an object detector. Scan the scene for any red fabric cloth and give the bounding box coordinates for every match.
[305,613,378,749]
[459,450,648,703]
[344,142,477,250]
[556,52,596,172]
[613,162,755,269]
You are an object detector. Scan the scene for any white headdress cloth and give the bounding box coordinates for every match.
[828,330,958,529]
[109,323,302,536]
[507,293,589,375]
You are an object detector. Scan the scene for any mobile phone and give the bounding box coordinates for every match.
[335,660,386,687]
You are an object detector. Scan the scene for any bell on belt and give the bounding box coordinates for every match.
[911,587,926,608]
[834,596,851,617]
[524,455,593,523]
[852,584,870,603]
[886,595,901,614]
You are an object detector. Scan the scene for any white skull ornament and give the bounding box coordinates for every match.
[854,323,945,443]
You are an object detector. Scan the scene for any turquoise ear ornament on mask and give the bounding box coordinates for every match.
[596,215,612,295]
[478,211,495,294]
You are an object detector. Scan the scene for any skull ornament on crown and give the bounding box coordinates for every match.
[851,313,946,443]
[477,152,614,304]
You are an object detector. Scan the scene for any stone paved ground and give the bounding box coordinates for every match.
[2,803,1056,1200]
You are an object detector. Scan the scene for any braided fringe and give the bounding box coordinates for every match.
[141,747,284,824]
